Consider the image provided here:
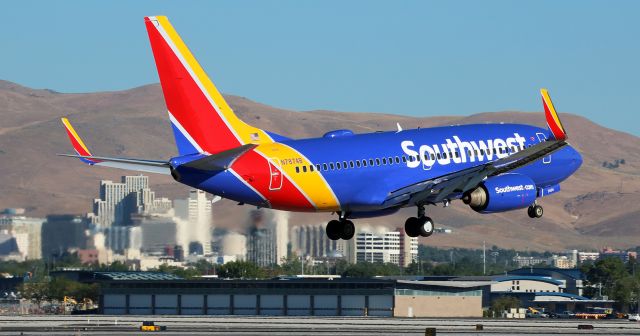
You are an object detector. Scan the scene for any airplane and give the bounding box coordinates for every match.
[60,16,582,240]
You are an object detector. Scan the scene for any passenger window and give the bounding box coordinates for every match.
[316,164,321,171]
[343,161,348,169]
[480,149,484,155]
[323,163,328,171]
[356,160,361,168]
[423,153,428,160]
[295,166,300,173]
[382,158,387,165]
[402,156,407,163]
[467,150,472,157]
[369,159,374,166]
[309,165,314,172]
[443,152,447,159]
[362,160,367,167]
[388,157,393,164]
[330,163,335,170]
[375,158,380,166]
[395,156,400,163]
[302,166,307,173]
[336,162,341,169]
[349,161,355,168]
[436,153,441,160]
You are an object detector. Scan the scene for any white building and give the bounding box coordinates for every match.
[578,252,600,262]
[0,216,43,260]
[355,228,418,267]
[105,226,142,253]
[174,190,213,255]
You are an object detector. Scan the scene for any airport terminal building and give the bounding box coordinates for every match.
[90,275,483,317]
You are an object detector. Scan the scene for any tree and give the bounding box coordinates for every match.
[490,296,521,318]
[217,261,265,279]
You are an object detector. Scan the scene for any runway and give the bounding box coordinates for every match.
[0,315,639,335]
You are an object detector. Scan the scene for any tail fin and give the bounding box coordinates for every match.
[144,16,274,155]
[540,89,567,141]
[61,117,99,164]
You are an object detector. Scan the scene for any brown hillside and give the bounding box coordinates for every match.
[0,80,638,251]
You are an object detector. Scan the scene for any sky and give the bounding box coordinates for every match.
[2,1,639,135]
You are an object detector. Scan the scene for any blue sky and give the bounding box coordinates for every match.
[2,1,639,135]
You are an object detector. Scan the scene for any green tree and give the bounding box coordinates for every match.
[490,296,521,318]
[217,261,265,279]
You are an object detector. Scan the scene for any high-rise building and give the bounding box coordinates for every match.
[91,175,165,228]
[355,228,418,267]
[291,224,339,258]
[41,215,88,259]
[133,214,179,254]
[245,209,289,266]
[174,190,213,255]
[0,216,43,260]
[105,226,142,253]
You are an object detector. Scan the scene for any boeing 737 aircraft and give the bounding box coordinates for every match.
[60,16,582,240]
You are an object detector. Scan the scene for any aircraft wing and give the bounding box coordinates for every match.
[382,89,569,208]
[59,118,171,175]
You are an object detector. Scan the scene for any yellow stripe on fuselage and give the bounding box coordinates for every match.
[154,16,272,145]
[255,143,340,211]
[541,89,564,132]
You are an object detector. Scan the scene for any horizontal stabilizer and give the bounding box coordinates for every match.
[59,118,170,175]
[180,144,256,171]
[58,154,170,175]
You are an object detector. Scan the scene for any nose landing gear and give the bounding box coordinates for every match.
[405,205,435,238]
[527,204,544,218]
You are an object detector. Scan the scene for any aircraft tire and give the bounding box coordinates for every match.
[326,220,342,240]
[340,220,355,240]
[419,216,434,237]
[404,217,421,237]
[533,205,543,218]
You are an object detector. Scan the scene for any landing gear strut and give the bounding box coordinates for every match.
[405,205,435,238]
[527,204,543,218]
[326,212,355,240]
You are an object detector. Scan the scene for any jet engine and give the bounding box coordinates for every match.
[462,173,537,213]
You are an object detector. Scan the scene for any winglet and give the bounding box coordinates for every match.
[541,89,567,141]
[60,118,101,164]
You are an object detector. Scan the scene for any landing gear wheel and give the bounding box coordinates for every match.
[405,217,421,238]
[527,205,544,218]
[419,216,434,237]
[326,220,341,240]
[340,220,355,240]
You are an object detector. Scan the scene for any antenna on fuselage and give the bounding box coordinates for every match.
[396,123,403,133]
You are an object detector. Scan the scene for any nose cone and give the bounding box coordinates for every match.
[566,144,582,174]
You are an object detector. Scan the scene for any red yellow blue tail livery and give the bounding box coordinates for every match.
[59,16,582,240]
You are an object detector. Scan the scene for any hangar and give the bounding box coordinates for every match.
[97,276,483,317]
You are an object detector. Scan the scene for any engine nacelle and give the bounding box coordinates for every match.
[462,173,537,213]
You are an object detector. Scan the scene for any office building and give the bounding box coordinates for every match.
[355,228,418,267]
[245,209,289,266]
[0,216,43,260]
[105,226,142,254]
[41,215,88,258]
[92,175,167,228]
[174,190,213,255]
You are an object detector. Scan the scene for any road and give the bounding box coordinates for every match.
[0,315,639,335]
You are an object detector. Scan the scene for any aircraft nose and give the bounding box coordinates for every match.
[567,145,582,172]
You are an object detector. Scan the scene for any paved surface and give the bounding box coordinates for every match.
[0,315,639,335]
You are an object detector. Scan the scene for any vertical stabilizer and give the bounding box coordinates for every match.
[145,16,274,155]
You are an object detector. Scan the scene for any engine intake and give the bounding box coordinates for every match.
[463,173,537,213]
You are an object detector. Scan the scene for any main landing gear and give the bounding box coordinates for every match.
[527,203,544,218]
[326,213,355,240]
[405,205,435,238]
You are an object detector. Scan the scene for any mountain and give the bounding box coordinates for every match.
[1,80,638,251]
